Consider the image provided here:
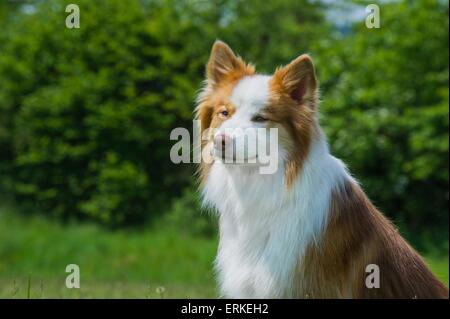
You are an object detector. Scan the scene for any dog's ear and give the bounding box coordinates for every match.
[206,41,249,86]
[274,54,318,108]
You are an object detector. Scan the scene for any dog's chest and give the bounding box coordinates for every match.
[216,208,300,298]
[204,151,343,298]
[205,167,297,298]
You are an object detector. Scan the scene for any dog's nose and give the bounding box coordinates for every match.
[214,133,231,150]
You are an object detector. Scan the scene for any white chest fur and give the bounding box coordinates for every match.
[202,139,349,298]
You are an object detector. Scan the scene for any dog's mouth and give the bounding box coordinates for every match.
[217,154,259,165]
[212,148,259,164]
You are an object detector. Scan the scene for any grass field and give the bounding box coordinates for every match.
[0,208,447,298]
[0,208,218,298]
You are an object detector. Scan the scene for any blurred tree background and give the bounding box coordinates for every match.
[0,0,448,233]
[317,0,449,241]
[0,0,332,227]
[0,0,448,297]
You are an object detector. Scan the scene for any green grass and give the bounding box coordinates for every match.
[0,208,447,298]
[0,208,218,298]
[0,278,216,298]
[424,256,449,286]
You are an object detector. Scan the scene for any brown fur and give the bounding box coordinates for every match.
[268,55,319,188]
[296,179,449,299]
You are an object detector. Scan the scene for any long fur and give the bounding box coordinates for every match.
[196,41,448,299]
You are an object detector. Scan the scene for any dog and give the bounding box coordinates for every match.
[195,40,449,298]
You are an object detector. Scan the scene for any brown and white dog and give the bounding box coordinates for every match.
[195,40,448,298]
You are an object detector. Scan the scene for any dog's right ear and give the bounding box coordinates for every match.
[207,41,251,86]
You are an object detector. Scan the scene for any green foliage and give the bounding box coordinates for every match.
[0,0,326,227]
[79,152,149,225]
[0,0,447,234]
[0,0,217,226]
[214,0,328,72]
[162,184,217,237]
[317,0,449,230]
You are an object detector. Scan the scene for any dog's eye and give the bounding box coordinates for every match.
[251,115,267,122]
[218,110,229,119]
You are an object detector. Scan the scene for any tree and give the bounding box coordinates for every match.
[317,0,449,232]
[0,0,215,226]
[0,0,328,227]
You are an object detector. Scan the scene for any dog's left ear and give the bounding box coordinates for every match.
[274,54,318,108]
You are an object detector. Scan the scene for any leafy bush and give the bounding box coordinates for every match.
[0,0,213,226]
[162,184,217,237]
[0,0,326,227]
[317,0,449,230]
[0,0,447,235]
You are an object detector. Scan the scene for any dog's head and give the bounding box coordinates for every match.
[196,41,319,186]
